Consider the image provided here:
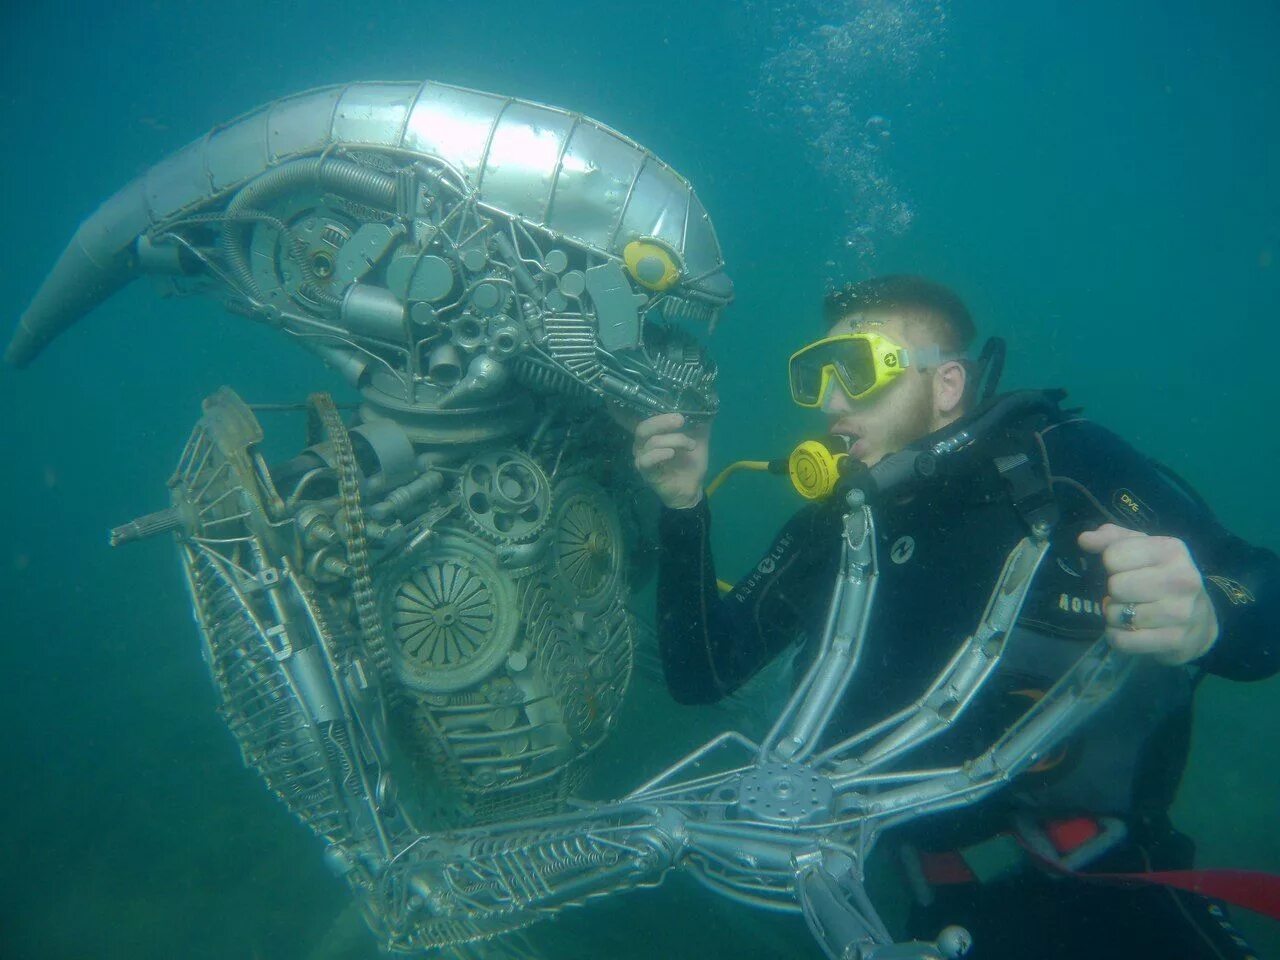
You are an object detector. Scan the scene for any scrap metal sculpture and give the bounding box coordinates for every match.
[8,81,1129,958]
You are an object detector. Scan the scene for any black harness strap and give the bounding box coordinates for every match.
[995,450,1060,533]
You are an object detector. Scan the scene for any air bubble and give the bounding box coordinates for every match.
[748,0,948,270]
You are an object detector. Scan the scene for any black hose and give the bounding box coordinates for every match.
[977,336,1007,404]
[850,389,1065,502]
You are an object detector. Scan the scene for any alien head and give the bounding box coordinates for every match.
[6,81,732,425]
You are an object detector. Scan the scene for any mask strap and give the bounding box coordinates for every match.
[902,344,964,371]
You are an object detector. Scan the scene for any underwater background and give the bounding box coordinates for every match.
[1,1,1276,957]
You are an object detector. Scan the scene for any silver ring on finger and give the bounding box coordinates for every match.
[1118,602,1139,631]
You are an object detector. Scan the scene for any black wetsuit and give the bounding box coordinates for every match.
[658,404,1279,959]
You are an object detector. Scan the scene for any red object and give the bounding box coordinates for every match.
[918,849,976,885]
[1085,869,1280,922]
[915,818,1280,922]
[1045,816,1099,854]
[1028,821,1280,922]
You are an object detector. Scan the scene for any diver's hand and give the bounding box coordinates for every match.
[1078,524,1219,666]
[631,413,710,510]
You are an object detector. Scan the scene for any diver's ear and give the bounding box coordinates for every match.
[933,360,967,416]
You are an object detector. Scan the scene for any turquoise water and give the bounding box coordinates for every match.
[1,1,1277,957]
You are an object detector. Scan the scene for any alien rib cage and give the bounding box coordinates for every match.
[164,384,642,948]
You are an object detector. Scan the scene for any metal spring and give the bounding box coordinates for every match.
[469,830,615,873]
[528,835,618,875]
[510,356,593,400]
[324,720,358,791]
[443,833,618,905]
[330,196,392,226]
[342,149,399,173]
[219,156,397,301]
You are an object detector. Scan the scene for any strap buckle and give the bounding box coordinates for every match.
[1013,814,1129,873]
[901,816,1131,905]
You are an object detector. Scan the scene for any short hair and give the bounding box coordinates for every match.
[823,275,976,355]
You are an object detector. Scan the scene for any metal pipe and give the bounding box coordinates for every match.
[426,342,462,385]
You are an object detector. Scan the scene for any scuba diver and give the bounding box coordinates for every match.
[628,275,1279,959]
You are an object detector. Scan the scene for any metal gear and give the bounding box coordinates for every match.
[383,535,518,694]
[548,476,624,614]
[460,450,551,544]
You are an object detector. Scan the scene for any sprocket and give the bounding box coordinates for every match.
[460,450,552,544]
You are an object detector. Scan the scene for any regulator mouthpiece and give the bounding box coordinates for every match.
[788,439,849,500]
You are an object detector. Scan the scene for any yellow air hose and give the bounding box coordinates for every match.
[705,460,775,593]
[704,441,848,593]
[705,460,774,498]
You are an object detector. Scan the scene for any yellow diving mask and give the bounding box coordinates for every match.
[788,332,950,408]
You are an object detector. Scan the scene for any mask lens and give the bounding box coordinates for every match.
[790,336,884,406]
[829,339,877,398]
[789,353,827,405]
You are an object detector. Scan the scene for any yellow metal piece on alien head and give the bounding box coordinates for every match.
[623,238,682,292]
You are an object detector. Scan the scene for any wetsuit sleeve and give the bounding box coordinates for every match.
[657,498,836,704]
[1039,419,1280,681]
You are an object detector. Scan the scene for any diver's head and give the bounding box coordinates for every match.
[814,275,973,466]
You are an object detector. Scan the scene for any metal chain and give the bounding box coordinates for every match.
[309,392,394,688]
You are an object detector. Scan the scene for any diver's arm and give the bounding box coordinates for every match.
[1193,532,1280,680]
[657,500,730,704]
[1042,418,1280,681]
[657,499,833,704]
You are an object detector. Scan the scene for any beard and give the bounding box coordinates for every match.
[870,376,937,463]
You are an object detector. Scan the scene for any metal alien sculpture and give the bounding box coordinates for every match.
[8,81,1130,959]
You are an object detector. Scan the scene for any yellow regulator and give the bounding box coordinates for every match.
[787,440,848,500]
[705,438,850,592]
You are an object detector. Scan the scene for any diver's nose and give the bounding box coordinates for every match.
[822,382,854,414]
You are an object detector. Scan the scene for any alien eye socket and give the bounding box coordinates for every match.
[623,238,682,292]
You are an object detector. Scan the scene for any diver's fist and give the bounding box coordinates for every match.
[1078,524,1219,666]
[631,413,710,510]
